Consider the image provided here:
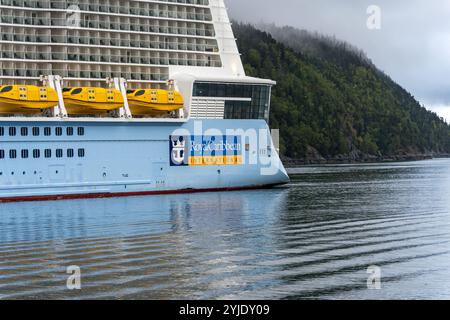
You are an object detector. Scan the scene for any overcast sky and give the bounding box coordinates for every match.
[226,0,450,122]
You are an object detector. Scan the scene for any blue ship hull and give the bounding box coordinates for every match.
[0,119,289,202]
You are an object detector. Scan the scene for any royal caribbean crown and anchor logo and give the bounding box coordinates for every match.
[170,135,243,166]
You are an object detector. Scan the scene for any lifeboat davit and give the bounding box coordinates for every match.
[127,89,184,115]
[0,85,58,114]
[62,87,124,115]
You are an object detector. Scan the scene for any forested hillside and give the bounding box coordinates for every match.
[233,23,450,162]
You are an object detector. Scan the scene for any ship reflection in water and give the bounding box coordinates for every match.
[1,159,450,300]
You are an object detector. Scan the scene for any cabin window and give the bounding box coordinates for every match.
[56,149,63,158]
[0,150,4,159]
[9,127,16,136]
[45,149,52,158]
[67,127,74,136]
[77,127,85,136]
[67,149,74,158]
[0,127,4,136]
[78,148,85,157]
[71,88,82,95]
[44,127,51,136]
[21,127,28,136]
[33,149,40,159]
[32,127,40,136]
[55,127,63,136]
[21,149,28,159]
[0,86,13,93]
[135,90,146,96]
[9,150,16,159]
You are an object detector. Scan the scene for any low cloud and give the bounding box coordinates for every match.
[226,0,450,117]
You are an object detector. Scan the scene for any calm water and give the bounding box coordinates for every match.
[1,159,450,300]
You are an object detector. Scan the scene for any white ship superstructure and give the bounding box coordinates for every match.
[0,0,222,86]
[0,0,288,203]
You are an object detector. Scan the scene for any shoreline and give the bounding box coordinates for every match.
[282,154,450,168]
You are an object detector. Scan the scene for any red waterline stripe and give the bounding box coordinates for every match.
[0,184,282,204]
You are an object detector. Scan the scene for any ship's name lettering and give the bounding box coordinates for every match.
[191,141,241,153]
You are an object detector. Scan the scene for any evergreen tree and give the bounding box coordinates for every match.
[233,23,450,159]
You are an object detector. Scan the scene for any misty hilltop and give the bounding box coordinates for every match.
[233,23,450,163]
[257,23,374,68]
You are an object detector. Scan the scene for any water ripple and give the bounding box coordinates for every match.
[1,159,450,299]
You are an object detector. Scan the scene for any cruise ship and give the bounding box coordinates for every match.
[0,0,289,202]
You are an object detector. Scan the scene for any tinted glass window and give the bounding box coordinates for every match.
[193,83,271,121]
[0,86,13,93]
[78,148,85,157]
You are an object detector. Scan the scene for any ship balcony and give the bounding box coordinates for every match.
[0,67,170,82]
[1,1,213,22]
[0,14,216,38]
[1,33,220,54]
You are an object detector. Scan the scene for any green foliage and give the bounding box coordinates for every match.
[233,23,450,158]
